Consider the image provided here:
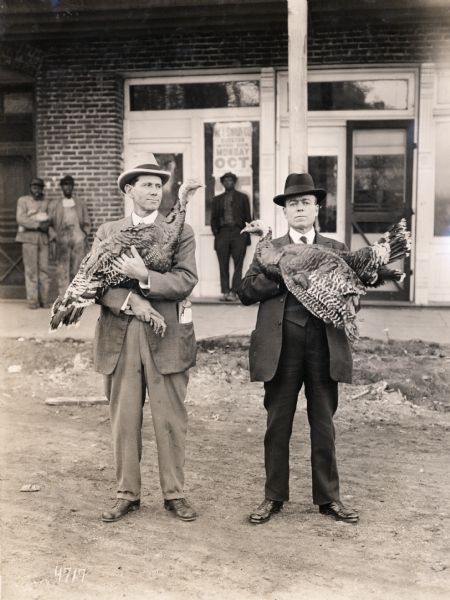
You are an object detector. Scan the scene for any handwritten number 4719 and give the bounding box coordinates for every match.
[54,566,86,583]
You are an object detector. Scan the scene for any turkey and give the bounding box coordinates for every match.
[241,219,411,343]
[50,180,202,335]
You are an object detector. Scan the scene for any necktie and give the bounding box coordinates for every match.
[300,236,308,244]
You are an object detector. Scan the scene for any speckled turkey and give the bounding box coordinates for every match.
[50,180,202,335]
[241,219,411,343]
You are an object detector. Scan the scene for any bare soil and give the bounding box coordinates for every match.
[1,336,450,600]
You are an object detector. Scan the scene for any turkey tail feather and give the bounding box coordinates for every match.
[50,296,91,330]
[379,218,412,263]
[370,267,406,288]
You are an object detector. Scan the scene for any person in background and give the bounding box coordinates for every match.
[48,175,91,297]
[16,177,51,309]
[210,172,251,301]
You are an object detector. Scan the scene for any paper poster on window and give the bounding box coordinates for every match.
[212,121,253,199]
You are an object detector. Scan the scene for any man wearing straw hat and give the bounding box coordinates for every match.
[96,155,198,524]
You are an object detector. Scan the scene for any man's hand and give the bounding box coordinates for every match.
[113,245,148,284]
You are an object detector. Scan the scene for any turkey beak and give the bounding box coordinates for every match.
[241,222,249,234]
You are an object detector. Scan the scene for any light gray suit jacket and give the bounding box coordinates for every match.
[92,212,198,375]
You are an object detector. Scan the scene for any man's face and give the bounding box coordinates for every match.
[222,176,236,192]
[283,194,319,232]
[61,182,74,198]
[126,175,163,216]
[30,183,44,200]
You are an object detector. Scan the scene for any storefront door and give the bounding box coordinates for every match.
[346,121,414,300]
[124,75,261,298]
[0,83,35,299]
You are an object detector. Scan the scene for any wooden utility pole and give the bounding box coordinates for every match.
[288,0,308,172]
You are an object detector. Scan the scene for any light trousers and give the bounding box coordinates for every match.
[55,236,86,296]
[21,238,49,306]
[105,318,189,502]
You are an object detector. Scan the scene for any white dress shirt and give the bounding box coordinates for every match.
[131,211,158,226]
[289,226,315,244]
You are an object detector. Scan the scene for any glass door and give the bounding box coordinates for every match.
[346,121,414,300]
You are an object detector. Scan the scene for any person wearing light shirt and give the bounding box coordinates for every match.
[48,175,91,296]
[91,158,198,525]
[16,177,51,309]
[238,173,359,526]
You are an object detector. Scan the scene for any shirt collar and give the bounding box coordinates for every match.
[289,226,315,244]
[131,211,158,226]
[62,197,75,208]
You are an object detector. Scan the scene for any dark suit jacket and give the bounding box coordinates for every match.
[92,213,198,376]
[210,190,252,247]
[238,231,353,384]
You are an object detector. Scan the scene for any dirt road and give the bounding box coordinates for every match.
[1,337,450,600]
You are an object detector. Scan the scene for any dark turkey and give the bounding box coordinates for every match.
[50,180,202,335]
[241,219,411,343]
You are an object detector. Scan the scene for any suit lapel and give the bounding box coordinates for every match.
[273,233,291,248]
[315,232,333,247]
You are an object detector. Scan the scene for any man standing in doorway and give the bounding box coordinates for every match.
[49,175,91,296]
[16,177,51,309]
[210,172,251,301]
[238,173,359,525]
[95,157,198,524]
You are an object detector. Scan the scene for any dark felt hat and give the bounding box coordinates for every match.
[273,173,326,206]
[60,175,74,186]
[30,177,44,188]
[117,154,171,192]
[220,171,238,183]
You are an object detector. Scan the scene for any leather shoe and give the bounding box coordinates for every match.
[248,498,284,524]
[319,500,359,523]
[101,498,140,522]
[164,498,197,521]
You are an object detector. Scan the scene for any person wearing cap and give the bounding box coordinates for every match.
[16,177,52,309]
[94,156,198,524]
[48,175,91,296]
[238,173,359,526]
[210,172,251,301]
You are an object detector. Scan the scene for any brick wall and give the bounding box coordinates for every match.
[308,18,450,65]
[32,30,288,235]
[2,17,449,235]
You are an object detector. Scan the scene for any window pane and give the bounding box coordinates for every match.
[130,81,260,111]
[308,80,408,111]
[3,92,33,114]
[434,122,450,236]
[308,156,337,233]
[352,129,406,234]
[204,121,259,225]
[353,155,405,233]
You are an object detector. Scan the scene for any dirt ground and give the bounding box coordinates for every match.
[1,335,450,600]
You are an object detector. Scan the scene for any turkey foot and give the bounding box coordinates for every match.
[147,303,167,337]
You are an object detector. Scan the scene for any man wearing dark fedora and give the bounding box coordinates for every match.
[93,155,199,524]
[48,175,91,296]
[210,172,251,301]
[238,172,359,525]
